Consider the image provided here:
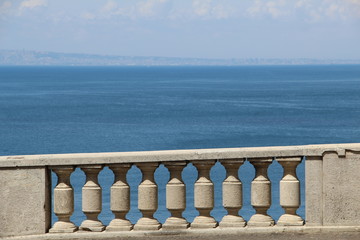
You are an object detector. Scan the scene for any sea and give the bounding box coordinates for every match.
[1,65,360,226]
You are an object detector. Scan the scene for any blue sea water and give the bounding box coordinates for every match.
[1,65,360,226]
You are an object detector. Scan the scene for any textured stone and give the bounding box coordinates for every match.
[247,158,274,227]
[191,160,217,229]
[322,151,360,226]
[1,143,359,168]
[5,226,360,240]
[0,167,50,237]
[306,150,360,226]
[2,143,360,238]
[79,165,105,232]
[134,162,161,231]
[49,166,77,233]
[305,156,323,226]
[106,164,132,232]
[219,159,246,228]
[163,161,189,230]
[277,157,304,226]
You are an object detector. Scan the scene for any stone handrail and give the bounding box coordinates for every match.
[0,143,358,167]
[1,143,360,240]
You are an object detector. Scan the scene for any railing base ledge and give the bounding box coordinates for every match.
[3,226,360,240]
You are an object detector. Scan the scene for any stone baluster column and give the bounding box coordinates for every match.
[163,161,189,229]
[248,158,274,227]
[106,164,132,231]
[79,165,105,232]
[277,157,304,226]
[219,159,246,227]
[134,162,161,230]
[191,160,217,228]
[49,166,78,233]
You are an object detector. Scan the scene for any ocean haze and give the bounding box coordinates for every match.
[1,50,360,66]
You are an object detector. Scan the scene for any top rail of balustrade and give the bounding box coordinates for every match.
[1,143,360,168]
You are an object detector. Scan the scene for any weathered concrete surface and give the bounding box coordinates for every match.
[219,159,246,228]
[248,158,274,227]
[0,167,50,238]
[277,157,303,226]
[322,151,360,226]
[306,150,360,226]
[1,143,360,167]
[2,226,360,240]
[305,156,323,226]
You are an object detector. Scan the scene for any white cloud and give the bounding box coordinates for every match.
[15,0,357,23]
[0,1,12,13]
[98,0,126,18]
[20,0,47,9]
[326,3,345,17]
[247,0,262,17]
[101,0,118,13]
[136,0,168,17]
[247,0,289,18]
[192,0,211,16]
[267,1,287,18]
[295,0,311,8]
[246,0,360,21]
[212,4,231,19]
[95,0,170,19]
[97,0,234,21]
[293,0,360,21]
[17,0,47,15]
[81,12,95,20]
[343,0,360,17]
[191,0,234,19]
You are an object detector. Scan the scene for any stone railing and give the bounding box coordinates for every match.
[1,143,360,240]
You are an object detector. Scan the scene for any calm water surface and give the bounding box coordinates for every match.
[1,65,360,225]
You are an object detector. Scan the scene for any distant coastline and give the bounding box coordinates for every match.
[1,49,360,66]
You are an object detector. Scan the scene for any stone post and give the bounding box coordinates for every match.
[0,167,51,237]
[49,166,77,233]
[79,165,105,232]
[277,157,304,226]
[134,162,161,230]
[191,160,217,228]
[106,164,132,231]
[163,161,189,230]
[305,155,323,226]
[219,159,246,227]
[248,158,274,227]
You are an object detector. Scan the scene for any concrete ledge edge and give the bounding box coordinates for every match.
[1,143,360,168]
[2,226,360,240]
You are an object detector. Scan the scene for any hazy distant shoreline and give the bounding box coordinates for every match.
[1,50,360,66]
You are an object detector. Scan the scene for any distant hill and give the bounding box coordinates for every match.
[0,50,359,66]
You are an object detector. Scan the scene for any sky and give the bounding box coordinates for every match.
[0,0,360,59]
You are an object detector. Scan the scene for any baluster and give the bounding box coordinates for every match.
[49,166,77,233]
[79,165,105,232]
[163,161,189,229]
[191,160,217,228]
[106,164,132,231]
[219,159,246,227]
[134,162,161,230]
[248,158,274,227]
[277,157,304,226]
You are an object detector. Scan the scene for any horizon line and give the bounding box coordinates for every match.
[2,49,360,62]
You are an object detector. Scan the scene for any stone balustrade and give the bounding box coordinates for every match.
[1,143,360,240]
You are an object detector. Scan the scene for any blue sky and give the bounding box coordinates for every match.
[0,0,359,59]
